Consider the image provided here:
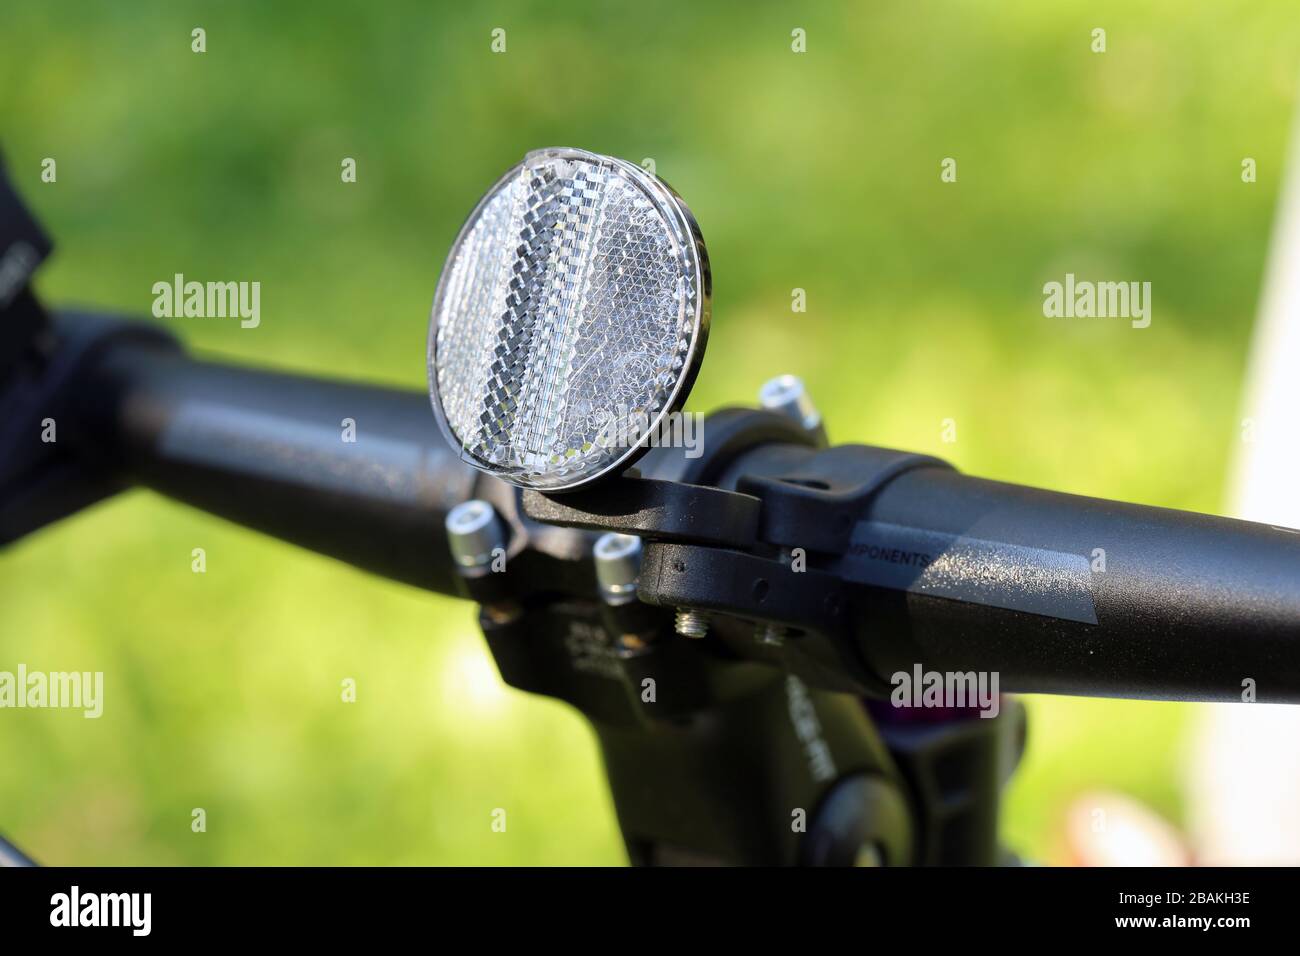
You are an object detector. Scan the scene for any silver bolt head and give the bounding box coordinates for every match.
[594,533,643,602]
[759,374,821,432]
[446,499,505,568]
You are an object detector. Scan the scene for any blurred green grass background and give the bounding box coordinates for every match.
[0,0,1295,864]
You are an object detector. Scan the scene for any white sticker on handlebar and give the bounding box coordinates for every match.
[841,521,1099,625]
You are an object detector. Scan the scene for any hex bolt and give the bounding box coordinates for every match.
[758,374,825,440]
[594,532,643,605]
[675,608,709,639]
[445,499,506,569]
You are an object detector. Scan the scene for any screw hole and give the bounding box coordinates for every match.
[780,477,830,491]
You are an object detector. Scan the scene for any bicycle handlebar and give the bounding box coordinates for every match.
[723,442,1300,702]
[73,333,476,595]
[60,318,1300,703]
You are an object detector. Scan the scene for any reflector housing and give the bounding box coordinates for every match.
[428,147,709,491]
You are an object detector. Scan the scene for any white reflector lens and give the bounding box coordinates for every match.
[428,147,709,491]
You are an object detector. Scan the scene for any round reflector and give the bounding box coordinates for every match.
[428,147,710,491]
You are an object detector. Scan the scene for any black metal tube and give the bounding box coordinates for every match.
[861,468,1300,701]
[725,443,1300,703]
[74,338,476,595]
[65,328,1300,700]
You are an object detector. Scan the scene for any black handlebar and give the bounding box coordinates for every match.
[73,334,476,595]
[864,466,1300,702]
[55,316,1300,703]
[724,442,1300,702]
